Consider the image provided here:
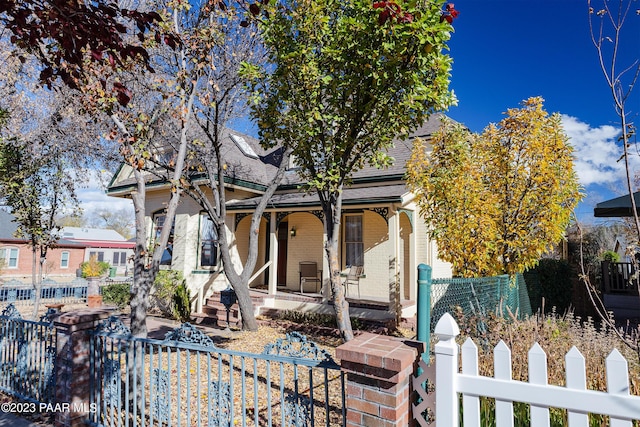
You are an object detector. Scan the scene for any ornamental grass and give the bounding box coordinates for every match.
[454,306,640,427]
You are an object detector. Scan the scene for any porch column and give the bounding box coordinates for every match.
[409,207,417,302]
[388,208,400,311]
[268,212,278,296]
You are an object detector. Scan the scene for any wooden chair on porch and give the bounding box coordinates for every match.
[299,261,322,294]
[343,265,364,298]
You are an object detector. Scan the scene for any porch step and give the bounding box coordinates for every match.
[196,292,266,329]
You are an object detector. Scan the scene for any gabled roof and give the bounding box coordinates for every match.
[61,227,127,242]
[0,211,87,248]
[108,128,281,195]
[107,114,445,201]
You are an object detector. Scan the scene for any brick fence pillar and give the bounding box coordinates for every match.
[336,332,424,427]
[54,308,113,427]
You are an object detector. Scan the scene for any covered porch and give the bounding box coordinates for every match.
[229,184,424,318]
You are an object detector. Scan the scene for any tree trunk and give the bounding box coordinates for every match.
[31,247,39,319]
[323,188,354,342]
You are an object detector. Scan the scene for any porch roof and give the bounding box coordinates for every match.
[226,183,409,210]
[594,191,640,217]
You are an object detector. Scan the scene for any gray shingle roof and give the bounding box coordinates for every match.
[0,210,20,239]
[108,114,445,195]
[226,184,409,210]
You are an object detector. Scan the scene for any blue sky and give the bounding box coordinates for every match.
[86,0,640,223]
[444,0,640,221]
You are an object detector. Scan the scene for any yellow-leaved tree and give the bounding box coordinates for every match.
[407,97,583,277]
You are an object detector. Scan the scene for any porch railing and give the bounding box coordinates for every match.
[602,261,640,296]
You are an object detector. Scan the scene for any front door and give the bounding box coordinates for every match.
[277,221,288,286]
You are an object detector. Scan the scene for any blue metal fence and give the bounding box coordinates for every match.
[89,317,345,427]
[0,278,89,305]
[0,304,57,405]
[0,278,132,306]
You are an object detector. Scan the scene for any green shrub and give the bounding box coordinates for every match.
[278,310,369,330]
[151,270,191,321]
[602,250,620,263]
[523,259,572,314]
[172,283,191,322]
[101,282,131,309]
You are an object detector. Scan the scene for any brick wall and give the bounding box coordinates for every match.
[337,333,424,426]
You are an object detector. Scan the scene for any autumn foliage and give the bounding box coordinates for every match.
[407,97,583,277]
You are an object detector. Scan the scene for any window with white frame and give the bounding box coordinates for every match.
[344,214,363,267]
[153,211,174,266]
[90,251,105,262]
[60,251,70,268]
[0,247,19,268]
[112,252,127,266]
[199,214,218,267]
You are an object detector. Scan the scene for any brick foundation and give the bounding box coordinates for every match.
[336,333,424,426]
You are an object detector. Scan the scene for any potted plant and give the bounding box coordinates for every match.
[81,255,110,308]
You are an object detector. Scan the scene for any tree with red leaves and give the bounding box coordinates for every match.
[0,0,170,94]
[440,3,459,24]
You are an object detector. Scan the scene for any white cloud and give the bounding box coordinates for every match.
[561,114,639,188]
[73,169,133,215]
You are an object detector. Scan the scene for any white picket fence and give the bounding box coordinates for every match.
[434,312,640,426]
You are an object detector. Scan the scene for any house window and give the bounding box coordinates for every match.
[90,251,105,262]
[112,252,127,266]
[60,251,70,268]
[199,215,218,267]
[344,215,363,267]
[153,211,174,266]
[0,247,19,269]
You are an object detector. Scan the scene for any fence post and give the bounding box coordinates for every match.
[434,312,460,427]
[54,308,113,427]
[417,264,432,359]
[336,333,424,426]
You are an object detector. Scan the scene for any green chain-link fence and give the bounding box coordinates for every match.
[426,271,533,331]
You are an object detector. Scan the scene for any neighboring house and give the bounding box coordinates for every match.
[60,227,135,276]
[0,210,87,282]
[107,116,453,315]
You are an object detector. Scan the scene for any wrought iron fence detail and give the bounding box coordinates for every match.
[150,367,170,424]
[94,315,130,337]
[163,322,216,348]
[2,303,21,319]
[284,394,311,427]
[208,380,231,427]
[262,331,332,362]
[102,358,122,407]
[89,323,345,427]
[0,312,57,405]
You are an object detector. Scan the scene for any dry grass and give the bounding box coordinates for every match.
[454,307,640,426]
